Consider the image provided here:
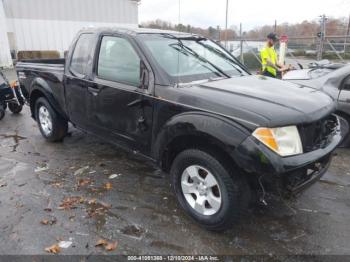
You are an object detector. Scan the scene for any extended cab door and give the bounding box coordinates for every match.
[65,33,94,129]
[87,34,154,154]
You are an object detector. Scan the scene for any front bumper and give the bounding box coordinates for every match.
[234,116,343,195]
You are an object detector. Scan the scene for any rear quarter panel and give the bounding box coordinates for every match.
[16,62,68,118]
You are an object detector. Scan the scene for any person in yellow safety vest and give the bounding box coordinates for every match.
[260,33,288,78]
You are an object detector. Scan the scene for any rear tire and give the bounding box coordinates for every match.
[35,97,68,142]
[170,149,249,231]
[8,103,23,114]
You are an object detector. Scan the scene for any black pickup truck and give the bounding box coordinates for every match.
[16,28,344,231]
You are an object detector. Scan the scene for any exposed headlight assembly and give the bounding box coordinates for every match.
[253,126,303,157]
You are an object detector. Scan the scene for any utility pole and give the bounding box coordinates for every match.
[344,14,350,53]
[274,20,277,33]
[178,0,181,31]
[217,25,221,42]
[317,14,327,61]
[225,0,229,48]
[240,23,244,63]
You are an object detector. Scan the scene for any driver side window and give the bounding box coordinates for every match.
[97,36,141,86]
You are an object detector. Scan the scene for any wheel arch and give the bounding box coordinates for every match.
[29,79,67,120]
[153,112,250,172]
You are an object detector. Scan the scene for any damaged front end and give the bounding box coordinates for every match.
[234,114,344,202]
[261,154,331,198]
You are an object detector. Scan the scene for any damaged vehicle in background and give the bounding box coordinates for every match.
[16,28,344,231]
[283,61,350,147]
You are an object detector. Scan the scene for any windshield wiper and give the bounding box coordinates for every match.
[170,44,223,78]
[174,41,231,79]
[196,41,244,75]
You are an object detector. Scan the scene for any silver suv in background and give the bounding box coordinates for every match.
[283,61,350,147]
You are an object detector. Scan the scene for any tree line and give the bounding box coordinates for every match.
[140,17,350,40]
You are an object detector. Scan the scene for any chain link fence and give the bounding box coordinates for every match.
[225,35,350,71]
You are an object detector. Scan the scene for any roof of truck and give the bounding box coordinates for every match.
[79,26,196,37]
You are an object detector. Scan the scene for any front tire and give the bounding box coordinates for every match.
[35,97,68,142]
[170,149,249,231]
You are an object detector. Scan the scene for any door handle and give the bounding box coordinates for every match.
[88,86,100,96]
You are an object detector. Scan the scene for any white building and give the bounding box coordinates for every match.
[0,0,139,67]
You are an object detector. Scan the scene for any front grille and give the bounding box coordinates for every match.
[298,114,338,153]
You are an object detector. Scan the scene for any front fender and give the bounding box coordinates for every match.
[152,111,250,162]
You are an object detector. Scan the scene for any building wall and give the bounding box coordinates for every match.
[0,0,13,67]
[3,0,139,56]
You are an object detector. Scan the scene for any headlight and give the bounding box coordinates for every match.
[252,126,303,157]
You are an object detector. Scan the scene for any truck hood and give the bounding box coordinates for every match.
[158,75,335,130]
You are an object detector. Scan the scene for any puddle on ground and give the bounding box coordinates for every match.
[121,225,146,239]
[0,132,27,152]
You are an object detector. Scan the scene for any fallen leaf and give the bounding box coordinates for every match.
[44,208,52,212]
[95,239,117,251]
[77,178,92,187]
[58,196,84,210]
[87,198,97,205]
[0,183,7,188]
[99,201,112,209]
[40,217,57,225]
[105,241,118,251]
[41,219,49,225]
[50,182,63,188]
[35,165,49,173]
[95,239,108,247]
[109,174,121,179]
[104,182,112,190]
[45,244,61,254]
[58,240,73,249]
[15,203,23,208]
[74,166,89,176]
[87,207,106,218]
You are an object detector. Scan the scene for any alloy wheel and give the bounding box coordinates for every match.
[181,165,222,216]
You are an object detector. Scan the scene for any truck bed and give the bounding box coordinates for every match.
[16,59,65,71]
[16,58,67,118]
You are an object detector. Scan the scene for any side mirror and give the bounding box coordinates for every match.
[139,61,149,89]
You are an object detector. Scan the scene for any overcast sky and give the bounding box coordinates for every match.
[139,0,350,30]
